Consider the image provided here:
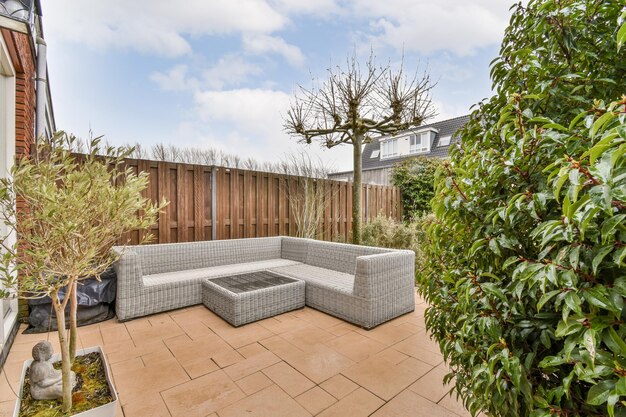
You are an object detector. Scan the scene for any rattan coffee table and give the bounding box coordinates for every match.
[201,270,305,326]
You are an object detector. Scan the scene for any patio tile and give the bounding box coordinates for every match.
[259,335,304,359]
[162,369,245,417]
[293,308,345,328]
[177,321,215,340]
[112,353,189,406]
[238,342,268,358]
[319,374,358,400]
[393,333,444,366]
[411,329,444,354]
[212,322,274,348]
[0,399,16,416]
[217,384,311,417]
[262,361,315,397]
[325,322,360,336]
[109,357,144,376]
[128,320,185,347]
[101,325,132,345]
[123,316,153,333]
[235,371,274,395]
[438,394,472,417]
[78,327,104,348]
[324,331,386,362]
[409,365,453,403]
[258,313,305,334]
[316,387,384,417]
[281,324,335,351]
[0,373,17,402]
[295,386,337,415]
[370,389,458,417]
[279,344,355,384]
[106,340,166,364]
[224,350,281,380]
[341,351,432,400]
[212,348,245,368]
[122,392,171,417]
[100,339,135,356]
[166,333,232,378]
[356,321,418,346]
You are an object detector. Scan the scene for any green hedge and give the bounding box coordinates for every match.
[391,156,442,220]
[418,1,626,417]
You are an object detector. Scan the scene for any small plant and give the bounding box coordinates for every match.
[0,132,165,413]
[391,156,442,220]
[362,214,432,273]
[277,152,334,239]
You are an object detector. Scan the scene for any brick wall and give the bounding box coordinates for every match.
[1,28,36,157]
[12,31,35,157]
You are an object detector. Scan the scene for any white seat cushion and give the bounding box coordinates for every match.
[270,264,354,293]
[143,259,301,287]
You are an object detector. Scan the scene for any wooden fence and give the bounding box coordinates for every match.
[117,158,402,245]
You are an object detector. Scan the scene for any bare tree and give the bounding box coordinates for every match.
[284,53,435,243]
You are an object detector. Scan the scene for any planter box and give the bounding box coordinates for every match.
[13,346,118,417]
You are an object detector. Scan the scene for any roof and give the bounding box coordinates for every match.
[355,114,470,172]
[328,114,471,176]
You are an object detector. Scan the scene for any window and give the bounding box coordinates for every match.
[370,150,380,158]
[409,132,430,153]
[438,135,451,146]
[0,35,17,352]
[380,139,398,158]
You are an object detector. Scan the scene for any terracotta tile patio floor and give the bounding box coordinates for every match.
[0,291,474,417]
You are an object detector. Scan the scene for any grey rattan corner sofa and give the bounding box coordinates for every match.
[112,237,415,329]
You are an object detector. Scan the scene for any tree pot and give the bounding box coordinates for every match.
[13,346,118,417]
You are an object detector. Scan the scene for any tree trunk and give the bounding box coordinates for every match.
[68,280,78,363]
[52,290,73,412]
[352,134,363,244]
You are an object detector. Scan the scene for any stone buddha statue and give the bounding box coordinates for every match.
[28,341,76,400]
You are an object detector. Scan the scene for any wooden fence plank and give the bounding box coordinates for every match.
[105,156,401,244]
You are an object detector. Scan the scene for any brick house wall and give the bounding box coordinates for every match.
[1,29,36,157]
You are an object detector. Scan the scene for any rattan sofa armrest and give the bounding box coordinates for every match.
[111,248,144,296]
[353,250,415,299]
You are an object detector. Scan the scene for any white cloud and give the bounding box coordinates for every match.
[202,55,263,89]
[43,0,287,57]
[189,88,352,169]
[242,34,306,67]
[350,0,513,56]
[150,65,198,91]
[194,88,291,137]
[150,55,262,92]
[270,0,345,17]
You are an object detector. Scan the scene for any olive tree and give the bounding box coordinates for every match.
[284,53,435,243]
[419,1,626,416]
[0,133,165,412]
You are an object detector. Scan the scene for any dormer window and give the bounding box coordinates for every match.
[380,139,398,159]
[438,135,451,146]
[409,132,430,154]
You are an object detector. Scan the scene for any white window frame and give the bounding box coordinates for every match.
[438,135,451,147]
[380,138,398,159]
[0,33,17,351]
[409,131,430,154]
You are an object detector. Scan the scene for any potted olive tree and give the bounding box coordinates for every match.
[0,132,165,416]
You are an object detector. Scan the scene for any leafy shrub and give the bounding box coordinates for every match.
[391,156,442,220]
[362,214,433,271]
[419,2,626,417]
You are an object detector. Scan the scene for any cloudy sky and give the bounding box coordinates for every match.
[43,0,516,171]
